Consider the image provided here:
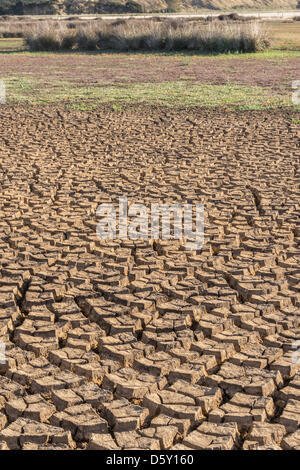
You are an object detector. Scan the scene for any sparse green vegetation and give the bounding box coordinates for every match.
[0,14,299,111]
[4,76,297,110]
[166,0,180,13]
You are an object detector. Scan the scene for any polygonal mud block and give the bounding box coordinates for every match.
[278,399,300,433]
[48,347,100,370]
[48,300,82,318]
[14,333,59,357]
[51,388,83,411]
[240,317,283,337]
[168,381,223,415]
[264,330,300,352]
[190,338,236,363]
[88,433,120,450]
[281,430,300,450]
[140,426,178,450]
[21,442,74,450]
[172,443,194,450]
[102,367,167,400]
[208,392,275,431]
[194,313,234,338]
[6,357,58,386]
[50,403,108,441]
[196,421,239,443]
[67,322,105,344]
[210,327,260,352]
[203,362,283,397]
[270,352,300,380]
[278,385,300,404]
[183,428,235,450]
[243,441,282,450]
[228,343,282,369]
[141,330,181,351]
[73,383,113,410]
[143,390,204,424]
[99,332,153,367]
[133,351,180,376]
[57,313,89,328]
[5,394,56,423]
[0,441,9,450]
[101,315,141,336]
[14,319,66,340]
[0,417,75,450]
[102,398,149,432]
[151,413,190,437]
[0,375,25,408]
[31,370,85,394]
[27,310,55,323]
[168,364,207,385]
[114,430,160,450]
[244,422,286,446]
[168,347,200,364]
[0,412,7,431]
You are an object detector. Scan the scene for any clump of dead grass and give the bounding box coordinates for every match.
[24,18,271,53]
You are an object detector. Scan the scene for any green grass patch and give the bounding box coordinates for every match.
[0,37,25,51]
[4,77,299,110]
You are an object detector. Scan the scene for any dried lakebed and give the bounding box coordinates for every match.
[0,105,299,450]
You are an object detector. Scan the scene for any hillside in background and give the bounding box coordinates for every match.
[0,0,299,15]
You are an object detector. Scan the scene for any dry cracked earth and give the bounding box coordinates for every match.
[0,105,299,451]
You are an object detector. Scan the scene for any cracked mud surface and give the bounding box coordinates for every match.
[0,105,299,450]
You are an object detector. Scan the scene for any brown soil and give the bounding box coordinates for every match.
[1,53,299,94]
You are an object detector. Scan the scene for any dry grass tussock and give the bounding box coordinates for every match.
[24,18,271,53]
